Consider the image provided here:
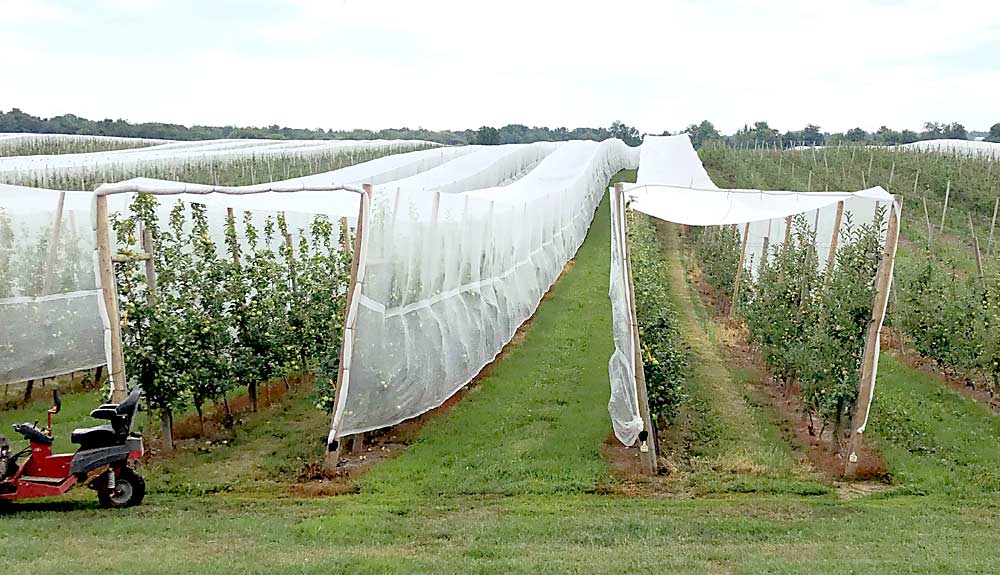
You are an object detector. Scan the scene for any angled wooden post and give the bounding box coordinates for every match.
[923,197,933,247]
[324,184,370,472]
[41,192,66,296]
[284,229,297,293]
[969,214,984,280]
[95,194,128,403]
[939,179,950,235]
[782,215,793,253]
[142,223,158,305]
[761,220,772,267]
[988,197,998,256]
[616,183,658,475]
[823,201,845,286]
[845,202,900,477]
[340,217,351,256]
[730,222,751,318]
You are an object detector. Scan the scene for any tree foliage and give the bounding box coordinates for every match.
[694,210,886,440]
[627,212,687,422]
[112,194,352,434]
[609,121,643,147]
[683,120,722,149]
[986,123,1000,143]
[475,126,500,145]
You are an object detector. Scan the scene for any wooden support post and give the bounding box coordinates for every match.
[350,433,365,454]
[142,222,158,305]
[761,220,772,267]
[824,201,845,286]
[226,208,240,268]
[283,229,298,293]
[782,215,793,253]
[969,214,985,280]
[340,217,351,256]
[988,197,998,256]
[730,222,751,318]
[41,192,66,296]
[96,195,127,403]
[939,179,950,235]
[616,183,658,475]
[139,213,170,452]
[324,184,370,472]
[923,196,934,247]
[845,203,900,477]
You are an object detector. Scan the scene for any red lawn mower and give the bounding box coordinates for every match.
[0,388,145,509]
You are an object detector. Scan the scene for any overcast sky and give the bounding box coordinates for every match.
[2,0,998,135]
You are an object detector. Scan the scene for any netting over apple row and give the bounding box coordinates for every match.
[898,139,1000,159]
[0,138,438,175]
[0,133,170,157]
[0,145,470,385]
[0,138,626,426]
[608,135,899,447]
[0,187,106,384]
[330,139,638,441]
[0,139,442,190]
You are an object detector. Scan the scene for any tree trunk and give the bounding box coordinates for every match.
[831,400,844,454]
[195,402,204,435]
[22,379,34,404]
[222,394,234,428]
[161,408,174,454]
[249,381,258,412]
[94,365,104,389]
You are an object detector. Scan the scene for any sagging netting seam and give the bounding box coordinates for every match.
[0,289,102,306]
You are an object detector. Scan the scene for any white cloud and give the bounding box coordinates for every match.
[0,0,68,21]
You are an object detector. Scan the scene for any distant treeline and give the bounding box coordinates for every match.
[2,108,997,149]
[0,108,641,146]
[681,120,1000,149]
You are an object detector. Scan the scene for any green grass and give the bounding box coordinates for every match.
[360,170,637,499]
[868,352,1000,495]
[0,387,106,453]
[4,174,1000,573]
[653,219,826,495]
[138,384,329,496]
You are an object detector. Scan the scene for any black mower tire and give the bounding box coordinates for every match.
[98,467,145,509]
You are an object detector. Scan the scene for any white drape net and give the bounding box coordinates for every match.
[0,186,105,384]
[330,140,638,439]
[2,140,644,450]
[0,145,472,385]
[608,135,899,446]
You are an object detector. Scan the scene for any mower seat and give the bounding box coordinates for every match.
[71,388,143,451]
[70,425,120,450]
